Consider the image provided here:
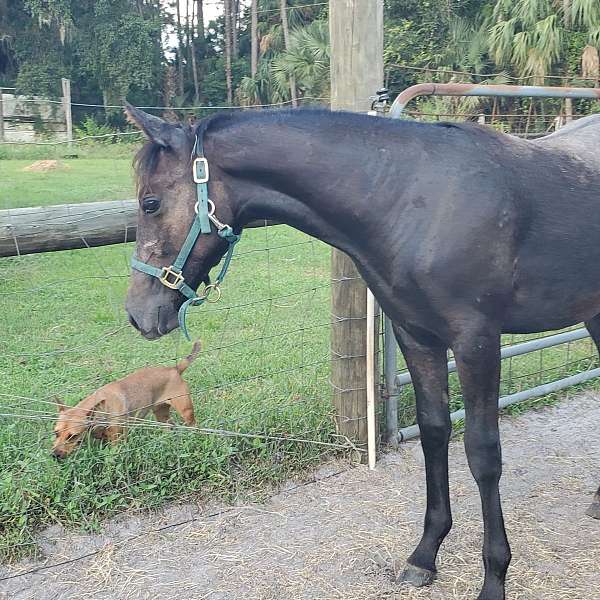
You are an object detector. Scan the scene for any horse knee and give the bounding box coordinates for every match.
[465,435,503,484]
[419,421,451,450]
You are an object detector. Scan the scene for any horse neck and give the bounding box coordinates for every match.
[206,112,416,257]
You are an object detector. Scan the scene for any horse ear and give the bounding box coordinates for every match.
[124,101,185,149]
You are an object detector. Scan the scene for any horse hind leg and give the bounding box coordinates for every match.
[584,316,600,519]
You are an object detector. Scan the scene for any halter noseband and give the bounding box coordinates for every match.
[130,130,241,340]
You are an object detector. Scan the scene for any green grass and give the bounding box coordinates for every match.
[0,146,335,561]
[0,159,135,208]
[1,144,599,562]
[0,140,140,162]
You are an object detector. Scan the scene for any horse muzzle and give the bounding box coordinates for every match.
[126,300,180,340]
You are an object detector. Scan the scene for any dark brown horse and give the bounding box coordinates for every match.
[124,104,600,600]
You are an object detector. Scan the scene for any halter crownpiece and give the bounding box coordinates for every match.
[131,130,241,340]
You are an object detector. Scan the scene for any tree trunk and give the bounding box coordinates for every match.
[279,0,298,107]
[190,0,200,103]
[250,0,259,77]
[186,0,191,49]
[196,0,205,47]
[231,0,239,59]
[224,0,233,104]
[565,97,573,123]
[176,0,185,97]
[102,89,110,122]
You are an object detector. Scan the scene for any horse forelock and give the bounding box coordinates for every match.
[133,141,163,197]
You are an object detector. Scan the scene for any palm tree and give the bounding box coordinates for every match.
[237,19,329,105]
[488,0,600,83]
[271,20,330,100]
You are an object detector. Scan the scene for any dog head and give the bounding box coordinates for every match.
[51,400,94,459]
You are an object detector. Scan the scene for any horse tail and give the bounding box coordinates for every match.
[176,341,202,373]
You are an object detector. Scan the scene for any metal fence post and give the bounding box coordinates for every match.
[384,316,399,447]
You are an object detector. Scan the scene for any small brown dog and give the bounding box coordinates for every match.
[51,342,200,459]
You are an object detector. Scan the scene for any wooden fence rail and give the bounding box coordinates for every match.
[0,200,274,257]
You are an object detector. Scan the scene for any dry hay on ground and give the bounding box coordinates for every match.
[1,392,599,599]
[22,160,69,173]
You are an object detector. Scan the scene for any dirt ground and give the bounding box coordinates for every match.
[1,392,599,600]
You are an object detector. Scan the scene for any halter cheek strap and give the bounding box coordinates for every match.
[130,134,241,340]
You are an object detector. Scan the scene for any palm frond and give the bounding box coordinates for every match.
[515,0,551,27]
[589,27,600,48]
[571,0,600,29]
[489,18,517,66]
[512,31,534,70]
[535,13,563,64]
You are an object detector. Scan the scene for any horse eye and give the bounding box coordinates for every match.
[142,196,161,214]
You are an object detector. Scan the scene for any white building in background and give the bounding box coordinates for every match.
[1,92,68,142]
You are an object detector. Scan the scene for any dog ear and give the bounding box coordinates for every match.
[55,398,66,413]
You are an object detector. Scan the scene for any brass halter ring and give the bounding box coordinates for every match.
[194,199,227,231]
[199,282,222,303]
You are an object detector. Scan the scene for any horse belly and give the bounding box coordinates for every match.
[504,255,600,333]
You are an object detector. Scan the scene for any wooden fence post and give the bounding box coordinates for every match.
[329,0,384,450]
[0,88,5,143]
[61,78,73,148]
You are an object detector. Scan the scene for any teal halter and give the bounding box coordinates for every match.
[130,132,241,340]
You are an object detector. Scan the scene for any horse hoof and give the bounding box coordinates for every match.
[397,562,436,587]
[586,498,600,520]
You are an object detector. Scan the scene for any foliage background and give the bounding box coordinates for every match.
[2,1,599,127]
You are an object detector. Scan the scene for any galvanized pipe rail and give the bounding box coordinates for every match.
[389,82,600,118]
[396,328,590,388]
[398,366,600,442]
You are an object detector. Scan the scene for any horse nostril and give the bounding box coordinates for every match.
[128,314,141,331]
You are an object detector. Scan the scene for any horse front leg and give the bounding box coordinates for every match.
[392,323,452,587]
[454,323,511,600]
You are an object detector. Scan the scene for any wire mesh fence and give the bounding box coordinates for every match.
[0,100,357,561]
[385,85,600,437]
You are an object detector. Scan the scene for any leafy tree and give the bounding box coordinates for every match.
[76,1,161,113]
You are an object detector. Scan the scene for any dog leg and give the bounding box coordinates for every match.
[105,425,125,444]
[153,403,174,426]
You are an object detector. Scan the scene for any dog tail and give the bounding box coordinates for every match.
[176,340,202,373]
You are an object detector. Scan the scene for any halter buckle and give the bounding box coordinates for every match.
[193,157,209,184]
[160,266,185,290]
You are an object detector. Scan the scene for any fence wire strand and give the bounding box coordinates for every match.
[0,156,342,564]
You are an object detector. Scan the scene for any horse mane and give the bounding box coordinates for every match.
[133,141,164,196]
[131,108,500,196]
